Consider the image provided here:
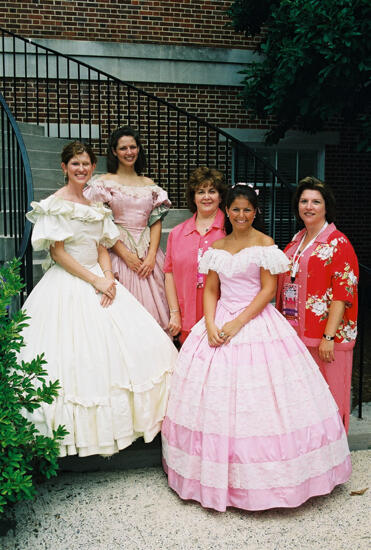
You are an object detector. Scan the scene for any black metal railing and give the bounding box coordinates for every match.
[353,263,371,418]
[0,91,33,303]
[0,28,296,247]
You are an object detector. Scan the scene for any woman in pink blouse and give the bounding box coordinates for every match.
[164,167,227,344]
[276,177,359,432]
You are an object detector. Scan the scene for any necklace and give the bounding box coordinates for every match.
[196,212,217,235]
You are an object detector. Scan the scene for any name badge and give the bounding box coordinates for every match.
[282,282,299,326]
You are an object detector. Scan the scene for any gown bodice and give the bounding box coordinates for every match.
[199,245,289,314]
[26,195,120,269]
[84,177,171,257]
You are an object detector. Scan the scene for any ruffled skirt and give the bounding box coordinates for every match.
[161,302,351,511]
[20,263,178,457]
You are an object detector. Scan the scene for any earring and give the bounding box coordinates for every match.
[64,172,68,184]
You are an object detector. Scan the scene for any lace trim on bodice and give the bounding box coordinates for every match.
[89,176,167,199]
[117,225,150,258]
[199,245,289,277]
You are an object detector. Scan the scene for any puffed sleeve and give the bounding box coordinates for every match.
[163,229,174,273]
[330,236,359,307]
[26,197,75,252]
[198,248,215,274]
[100,210,120,248]
[148,186,171,226]
[83,176,113,204]
[258,245,290,274]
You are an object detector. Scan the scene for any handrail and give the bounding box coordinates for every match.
[0,91,33,301]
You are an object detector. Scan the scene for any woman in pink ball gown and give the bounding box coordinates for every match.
[84,126,170,331]
[162,183,351,512]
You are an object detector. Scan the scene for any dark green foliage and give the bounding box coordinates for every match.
[227,0,371,151]
[0,259,67,515]
[227,0,279,36]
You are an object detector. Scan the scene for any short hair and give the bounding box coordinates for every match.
[61,141,97,166]
[225,184,265,234]
[106,126,146,175]
[293,176,336,224]
[186,167,227,213]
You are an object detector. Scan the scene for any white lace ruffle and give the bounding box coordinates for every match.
[199,245,289,277]
[27,195,113,224]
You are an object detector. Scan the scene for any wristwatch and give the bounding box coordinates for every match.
[323,334,335,341]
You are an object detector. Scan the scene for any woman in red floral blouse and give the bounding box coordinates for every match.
[276,177,358,432]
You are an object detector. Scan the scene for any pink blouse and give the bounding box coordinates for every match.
[164,208,225,333]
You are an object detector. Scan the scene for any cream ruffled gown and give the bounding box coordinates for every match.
[19,195,178,457]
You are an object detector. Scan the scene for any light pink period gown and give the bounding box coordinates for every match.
[84,177,170,330]
[162,245,351,512]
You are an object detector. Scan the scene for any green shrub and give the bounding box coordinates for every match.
[0,258,67,516]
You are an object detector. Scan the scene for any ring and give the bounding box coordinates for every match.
[219,331,226,338]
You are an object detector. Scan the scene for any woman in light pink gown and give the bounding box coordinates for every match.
[84,126,170,331]
[162,184,351,512]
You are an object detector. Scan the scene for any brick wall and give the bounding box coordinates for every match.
[325,128,371,265]
[0,0,258,49]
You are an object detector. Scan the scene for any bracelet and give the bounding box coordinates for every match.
[322,333,335,341]
[170,308,179,313]
[103,269,114,275]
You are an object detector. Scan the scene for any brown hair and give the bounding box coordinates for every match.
[293,176,336,224]
[225,184,265,234]
[61,141,97,166]
[186,166,227,213]
[106,126,146,175]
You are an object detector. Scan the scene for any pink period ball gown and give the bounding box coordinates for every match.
[162,245,351,512]
[84,177,170,331]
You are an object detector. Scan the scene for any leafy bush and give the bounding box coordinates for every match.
[0,259,67,516]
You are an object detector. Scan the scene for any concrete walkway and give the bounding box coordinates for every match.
[2,451,370,550]
[2,406,370,550]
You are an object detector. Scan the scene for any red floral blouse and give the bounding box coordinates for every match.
[276,223,359,350]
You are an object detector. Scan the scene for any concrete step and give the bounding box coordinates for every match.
[22,133,70,153]
[17,121,45,137]
[0,235,18,261]
[0,120,45,137]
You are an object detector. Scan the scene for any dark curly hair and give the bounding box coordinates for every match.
[106,126,147,175]
[225,184,265,235]
[186,166,227,213]
[61,140,97,166]
[293,176,336,225]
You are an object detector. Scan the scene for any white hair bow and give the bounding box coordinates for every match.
[232,182,259,196]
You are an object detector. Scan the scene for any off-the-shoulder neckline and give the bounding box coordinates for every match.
[210,244,278,257]
[92,176,157,188]
[50,194,93,207]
